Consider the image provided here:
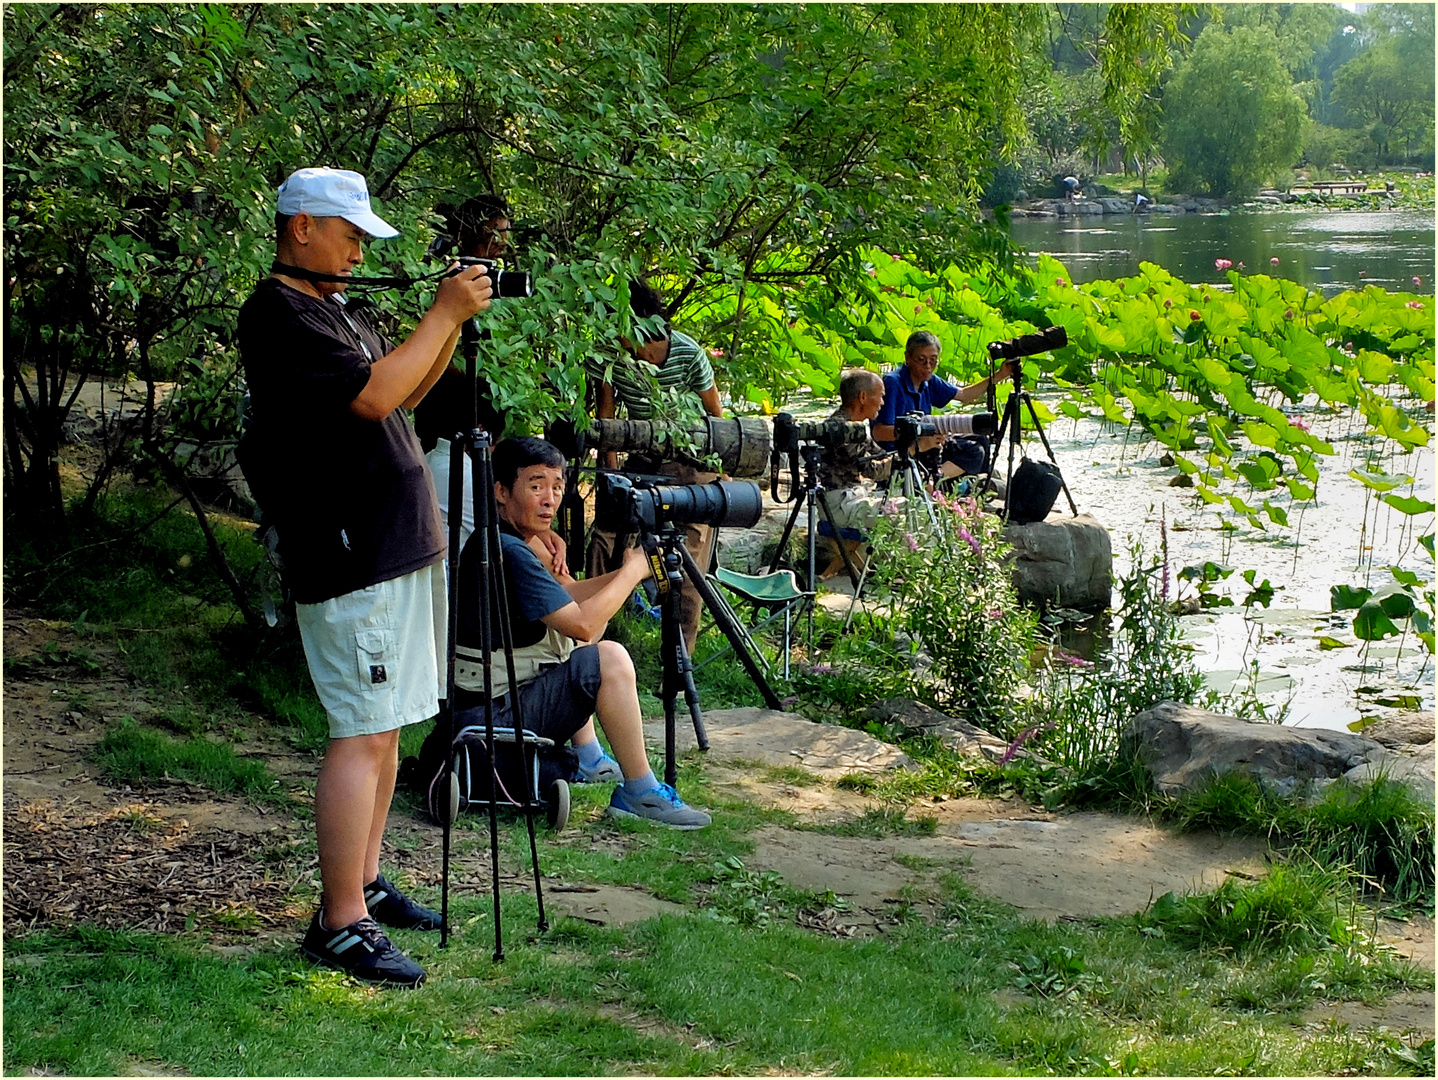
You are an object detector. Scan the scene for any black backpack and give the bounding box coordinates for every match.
[1007,458,1064,524]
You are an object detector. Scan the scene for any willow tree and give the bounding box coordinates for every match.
[5,2,1198,529]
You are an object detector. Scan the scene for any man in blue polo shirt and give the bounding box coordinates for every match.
[872,331,1014,477]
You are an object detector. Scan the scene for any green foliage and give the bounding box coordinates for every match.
[1161,23,1308,196]
[1166,772,1435,911]
[1143,862,1372,954]
[868,490,1036,729]
[1025,540,1203,789]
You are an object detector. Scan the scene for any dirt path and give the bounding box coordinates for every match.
[4,609,1431,1040]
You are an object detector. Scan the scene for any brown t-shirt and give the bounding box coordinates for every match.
[237,278,444,604]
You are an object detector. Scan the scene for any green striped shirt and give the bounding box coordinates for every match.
[587,330,715,421]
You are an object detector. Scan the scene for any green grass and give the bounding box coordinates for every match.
[1165,772,1436,912]
[5,878,1430,1077]
[92,720,291,809]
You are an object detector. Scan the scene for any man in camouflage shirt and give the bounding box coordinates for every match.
[814,369,897,579]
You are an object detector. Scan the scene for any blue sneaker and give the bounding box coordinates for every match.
[574,751,623,784]
[608,782,711,830]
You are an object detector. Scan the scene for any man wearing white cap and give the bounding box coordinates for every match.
[237,167,491,986]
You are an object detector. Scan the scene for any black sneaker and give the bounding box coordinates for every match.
[300,911,426,987]
[364,873,442,930]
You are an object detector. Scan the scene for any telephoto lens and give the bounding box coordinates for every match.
[987,325,1067,361]
[925,411,998,437]
[594,473,764,534]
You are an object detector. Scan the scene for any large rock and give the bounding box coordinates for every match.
[1003,512,1112,611]
[1124,701,1385,796]
[644,706,912,780]
[862,698,1011,761]
[1098,197,1133,215]
[1342,748,1435,806]
[1360,711,1435,749]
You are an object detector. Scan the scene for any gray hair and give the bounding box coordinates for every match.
[838,368,882,408]
[905,331,941,356]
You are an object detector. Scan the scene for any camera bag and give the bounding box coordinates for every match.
[423,724,577,825]
[1007,458,1063,524]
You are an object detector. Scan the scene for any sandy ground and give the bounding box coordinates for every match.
[3,608,1432,1043]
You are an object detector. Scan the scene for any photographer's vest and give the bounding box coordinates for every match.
[454,627,573,701]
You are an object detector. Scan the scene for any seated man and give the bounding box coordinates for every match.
[871,331,1013,481]
[452,436,711,829]
[814,369,896,579]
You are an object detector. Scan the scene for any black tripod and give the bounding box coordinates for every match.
[769,443,861,596]
[640,527,783,784]
[438,324,547,960]
[985,346,1078,519]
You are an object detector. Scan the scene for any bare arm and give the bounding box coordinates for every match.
[953,360,1015,406]
[698,383,724,418]
[348,267,492,421]
[541,546,652,642]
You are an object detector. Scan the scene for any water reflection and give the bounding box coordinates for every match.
[1007,208,1434,294]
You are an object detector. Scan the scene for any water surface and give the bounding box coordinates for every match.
[1007,208,1435,294]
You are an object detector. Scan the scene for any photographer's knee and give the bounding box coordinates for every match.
[596,639,636,685]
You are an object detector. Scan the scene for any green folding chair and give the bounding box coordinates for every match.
[696,566,811,679]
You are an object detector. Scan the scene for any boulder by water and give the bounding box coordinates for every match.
[1003,512,1112,611]
[1123,701,1405,798]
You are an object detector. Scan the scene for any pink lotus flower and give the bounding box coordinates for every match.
[708,348,724,358]
[1283,309,1295,319]
[1270,257,1281,267]
[1163,298,1173,309]
[914,304,922,314]
[1414,277,1424,288]
[1287,414,1311,433]
[1215,258,1232,271]
[1055,277,1066,288]
[1189,310,1201,321]
[1406,301,1424,310]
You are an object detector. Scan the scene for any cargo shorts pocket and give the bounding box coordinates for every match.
[355,627,393,692]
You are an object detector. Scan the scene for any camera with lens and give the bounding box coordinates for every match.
[454,256,532,299]
[593,472,764,536]
[769,413,873,456]
[987,325,1067,362]
[892,410,997,454]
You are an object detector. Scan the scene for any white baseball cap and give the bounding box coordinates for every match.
[275,167,399,238]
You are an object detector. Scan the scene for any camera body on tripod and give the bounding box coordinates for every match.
[892,410,997,454]
[593,472,764,536]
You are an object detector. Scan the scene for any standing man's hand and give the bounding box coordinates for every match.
[434,263,493,324]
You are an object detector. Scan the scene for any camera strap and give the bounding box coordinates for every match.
[269,259,447,292]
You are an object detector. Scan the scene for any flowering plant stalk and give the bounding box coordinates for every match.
[867,489,1036,728]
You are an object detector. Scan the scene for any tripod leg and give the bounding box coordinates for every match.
[816,489,861,589]
[1021,394,1079,515]
[479,444,548,936]
[660,549,682,788]
[439,428,467,949]
[677,545,783,710]
[767,493,807,575]
[469,440,505,963]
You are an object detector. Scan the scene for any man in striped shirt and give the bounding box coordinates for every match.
[585,281,724,652]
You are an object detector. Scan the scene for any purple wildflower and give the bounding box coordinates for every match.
[903,531,921,553]
[958,527,981,557]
